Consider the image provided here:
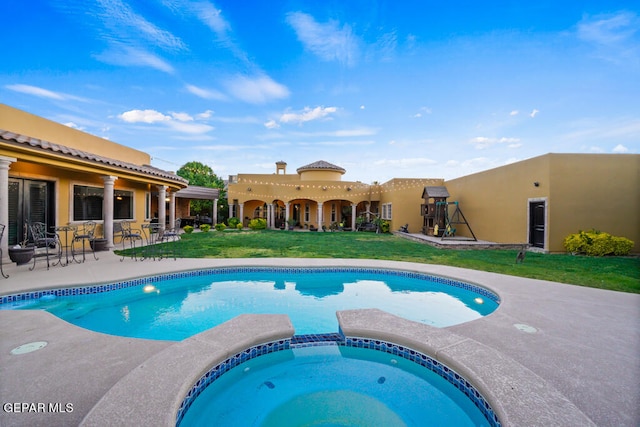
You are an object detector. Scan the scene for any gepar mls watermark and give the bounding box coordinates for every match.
[3,402,74,413]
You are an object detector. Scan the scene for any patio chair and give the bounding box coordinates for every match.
[72,221,99,262]
[29,222,61,270]
[0,224,8,278]
[119,220,143,261]
[141,222,162,261]
[158,219,181,260]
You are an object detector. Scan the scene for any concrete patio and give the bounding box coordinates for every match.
[0,251,638,426]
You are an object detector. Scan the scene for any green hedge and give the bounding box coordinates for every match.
[214,223,226,231]
[563,229,634,256]
[248,218,267,230]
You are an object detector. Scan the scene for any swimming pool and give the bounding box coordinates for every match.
[177,335,501,426]
[0,267,499,339]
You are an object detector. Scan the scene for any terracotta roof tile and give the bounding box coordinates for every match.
[1,130,188,185]
[296,160,346,174]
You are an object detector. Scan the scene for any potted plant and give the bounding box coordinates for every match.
[90,223,108,251]
[8,224,35,265]
[286,218,297,230]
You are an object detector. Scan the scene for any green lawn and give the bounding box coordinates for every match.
[126,230,640,293]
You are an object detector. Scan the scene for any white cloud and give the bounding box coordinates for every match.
[95,45,174,73]
[264,120,279,129]
[530,109,540,118]
[279,106,338,124]
[118,108,214,135]
[196,110,214,120]
[470,136,521,150]
[191,2,230,36]
[360,105,366,110]
[186,84,227,100]
[6,84,65,100]
[612,144,629,153]
[119,109,171,123]
[170,112,193,122]
[166,121,214,134]
[577,11,638,46]
[225,74,290,104]
[97,0,185,50]
[286,11,360,67]
[64,122,83,130]
[5,84,89,102]
[510,110,519,116]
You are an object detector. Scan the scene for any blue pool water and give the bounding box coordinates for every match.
[179,344,492,426]
[2,268,498,339]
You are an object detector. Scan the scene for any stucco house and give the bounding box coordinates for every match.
[0,104,219,257]
[226,160,440,232]
[227,154,639,253]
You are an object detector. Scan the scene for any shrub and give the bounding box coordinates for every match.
[236,223,243,230]
[183,225,194,234]
[248,218,267,230]
[200,224,211,233]
[379,220,390,233]
[214,223,226,232]
[563,229,634,256]
[612,236,634,256]
[228,217,241,228]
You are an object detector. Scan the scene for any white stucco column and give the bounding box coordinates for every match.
[317,202,324,231]
[157,185,167,230]
[238,203,244,226]
[169,191,176,228]
[213,198,218,225]
[0,156,17,258]
[267,204,273,229]
[366,203,371,221]
[102,175,118,248]
[351,204,357,231]
[229,203,233,220]
[285,202,290,223]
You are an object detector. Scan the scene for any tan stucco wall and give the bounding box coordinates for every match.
[547,154,639,252]
[229,173,373,206]
[380,178,444,233]
[446,154,639,252]
[298,170,343,181]
[0,103,150,166]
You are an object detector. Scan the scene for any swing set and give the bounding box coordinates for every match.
[434,201,477,241]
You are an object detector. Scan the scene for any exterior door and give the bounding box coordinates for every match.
[8,178,55,245]
[529,201,545,249]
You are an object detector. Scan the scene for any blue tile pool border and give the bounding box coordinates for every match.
[0,266,500,306]
[175,333,502,427]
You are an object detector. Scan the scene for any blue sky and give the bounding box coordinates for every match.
[2,1,638,183]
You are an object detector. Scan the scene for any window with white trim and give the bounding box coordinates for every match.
[72,185,134,221]
[381,203,392,220]
[304,203,310,222]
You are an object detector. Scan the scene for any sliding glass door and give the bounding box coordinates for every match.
[7,178,55,246]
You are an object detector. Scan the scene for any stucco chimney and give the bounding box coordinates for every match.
[276,160,287,174]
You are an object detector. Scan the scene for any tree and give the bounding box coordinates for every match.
[176,161,227,219]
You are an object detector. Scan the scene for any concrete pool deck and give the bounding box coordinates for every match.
[0,252,638,426]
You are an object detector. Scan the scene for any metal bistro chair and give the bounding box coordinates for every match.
[0,224,8,278]
[158,218,181,260]
[29,222,61,270]
[141,222,162,261]
[119,220,143,261]
[73,221,99,262]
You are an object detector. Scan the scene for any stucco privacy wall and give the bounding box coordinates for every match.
[445,154,639,253]
[380,178,444,232]
[0,104,149,165]
[547,153,639,253]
